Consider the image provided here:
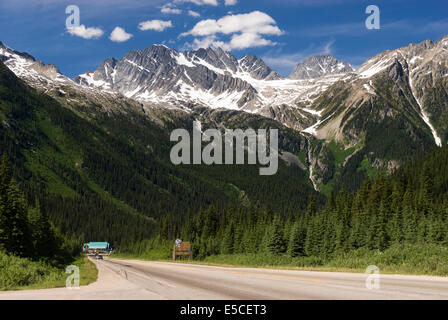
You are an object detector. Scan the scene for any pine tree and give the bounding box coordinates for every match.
[221,222,234,255]
[0,154,11,196]
[2,180,32,257]
[287,221,305,257]
[0,155,32,257]
[233,223,244,254]
[305,217,318,256]
[0,153,11,251]
[388,184,403,244]
[427,212,444,243]
[402,204,417,243]
[348,213,362,249]
[321,213,336,255]
[28,201,57,258]
[267,217,286,255]
[305,194,317,222]
[374,202,388,251]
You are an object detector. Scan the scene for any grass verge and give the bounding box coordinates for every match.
[0,254,98,291]
[114,244,448,277]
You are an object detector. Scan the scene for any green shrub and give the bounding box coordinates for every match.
[327,244,448,276]
[0,252,64,290]
[199,244,448,276]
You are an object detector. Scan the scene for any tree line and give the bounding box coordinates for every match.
[122,145,448,260]
[0,154,66,261]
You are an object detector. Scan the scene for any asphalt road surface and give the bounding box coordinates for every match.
[1,258,448,300]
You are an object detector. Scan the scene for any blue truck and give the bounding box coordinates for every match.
[83,242,112,256]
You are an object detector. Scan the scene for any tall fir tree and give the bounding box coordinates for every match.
[287,221,305,258]
[267,217,286,255]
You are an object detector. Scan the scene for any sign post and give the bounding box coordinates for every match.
[173,240,192,261]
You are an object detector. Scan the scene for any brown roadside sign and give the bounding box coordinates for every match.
[173,241,192,260]
[178,242,191,251]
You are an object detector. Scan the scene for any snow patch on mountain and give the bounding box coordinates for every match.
[0,42,70,87]
[290,55,354,80]
[72,45,347,116]
[77,72,110,89]
[409,76,442,147]
[358,57,392,78]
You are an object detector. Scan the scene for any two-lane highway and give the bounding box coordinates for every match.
[1,258,448,300]
[100,259,448,300]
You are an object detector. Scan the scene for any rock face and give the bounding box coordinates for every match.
[0,41,148,119]
[302,35,448,191]
[238,55,282,80]
[71,45,347,130]
[0,41,340,133]
[314,35,448,146]
[0,41,68,84]
[289,55,354,80]
[73,45,283,110]
[3,36,448,194]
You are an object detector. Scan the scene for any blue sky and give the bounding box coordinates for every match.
[0,0,447,77]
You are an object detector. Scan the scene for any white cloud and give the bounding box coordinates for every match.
[183,11,283,37]
[109,26,133,42]
[161,5,182,14]
[181,11,283,50]
[183,19,220,36]
[188,10,201,17]
[174,0,218,5]
[185,35,220,50]
[186,33,276,51]
[139,20,173,32]
[67,24,104,39]
[229,33,274,49]
[224,0,237,5]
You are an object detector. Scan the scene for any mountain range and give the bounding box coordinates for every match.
[1,35,448,197]
[289,55,354,80]
[72,45,344,126]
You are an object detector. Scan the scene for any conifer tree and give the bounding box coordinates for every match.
[267,217,286,255]
[305,217,318,256]
[28,202,57,258]
[3,180,32,257]
[221,222,234,254]
[374,202,388,251]
[287,221,305,257]
[305,193,316,223]
[0,154,11,251]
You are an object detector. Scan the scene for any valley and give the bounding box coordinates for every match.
[1,33,448,289]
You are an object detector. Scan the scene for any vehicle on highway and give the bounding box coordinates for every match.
[83,242,113,256]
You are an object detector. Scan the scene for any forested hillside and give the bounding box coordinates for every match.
[124,144,448,275]
[1,43,447,275]
[0,153,89,290]
[0,60,321,248]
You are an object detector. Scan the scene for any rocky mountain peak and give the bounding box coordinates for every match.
[239,55,282,80]
[0,42,36,63]
[0,41,68,86]
[72,44,292,110]
[289,55,354,80]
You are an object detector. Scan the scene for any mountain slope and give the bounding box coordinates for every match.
[304,36,448,192]
[72,45,345,131]
[290,55,354,80]
[74,45,272,110]
[3,36,448,198]
[0,58,323,245]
